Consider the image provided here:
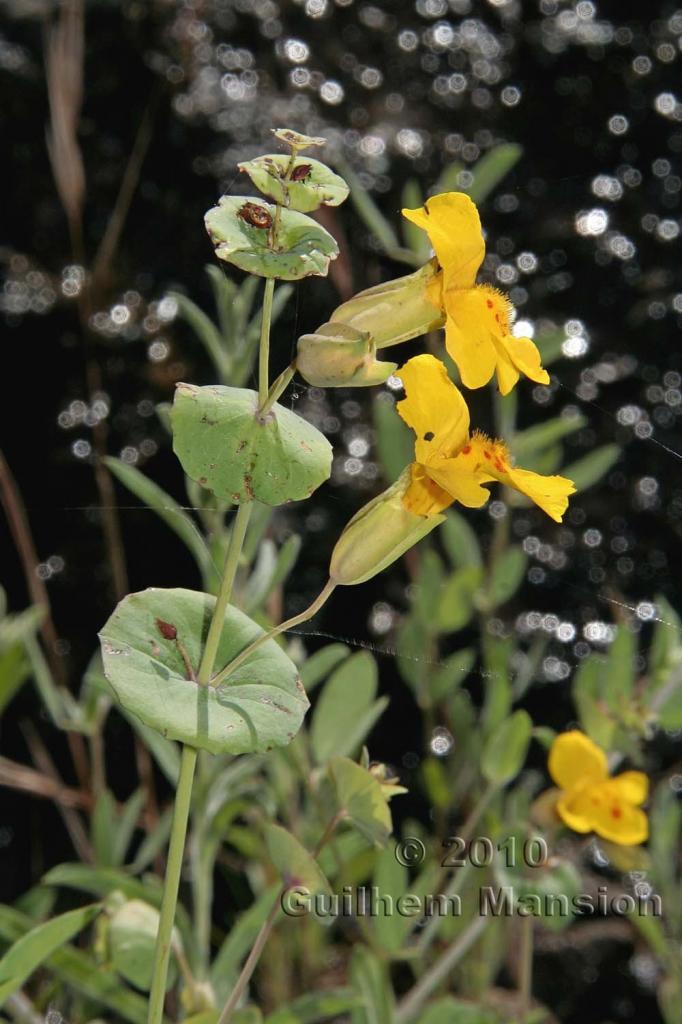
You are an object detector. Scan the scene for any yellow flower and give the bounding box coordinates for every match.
[395,354,575,522]
[402,192,550,395]
[548,731,648,846]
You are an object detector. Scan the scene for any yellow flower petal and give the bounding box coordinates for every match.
[610,771,649,807]
[505,466,576,523]
[402,192,485,290]
[444,314,498,390]
[548,731,608,791]
[561,784,648,845]
[556,786,596,834]
[446,433,575,522]
[402,463,454,516]
[425,453,493,509]
[502,334,550,388]
[395,354,470,463]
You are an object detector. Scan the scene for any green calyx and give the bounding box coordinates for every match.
[296,322,398,388]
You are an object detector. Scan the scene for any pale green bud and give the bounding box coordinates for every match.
[296,322,397,388]
[329,468,445,585]
[329,259,444,350]
[109,899,179,992]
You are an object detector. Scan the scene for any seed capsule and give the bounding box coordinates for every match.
[238,202,273,229]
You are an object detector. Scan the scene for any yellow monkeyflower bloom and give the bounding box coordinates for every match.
[395,354,575,522]
[402,192,550,395]
[548,731,649,845]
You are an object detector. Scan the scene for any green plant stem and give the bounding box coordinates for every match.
[259,362,296,418]
[217,811,344,1024]
[257,278,276,407]
[147,744,198,1024]
[200,501,253,686]
[518,914,534,1023]
[148,502,253,1019]
[211,579,336,687]
[396,915,489,1024]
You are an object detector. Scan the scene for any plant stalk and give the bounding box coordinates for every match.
[257,278,276,407]
[517,911,534,1023]
[200,501,253,686]
[147,744,198,1024]
[211,579,336,687]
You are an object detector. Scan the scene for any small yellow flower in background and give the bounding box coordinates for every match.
[395,354,575,522]
[402,192,550,395]
[548,730,649,846]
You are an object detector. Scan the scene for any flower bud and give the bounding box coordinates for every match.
[329,259,444,350]
[330,468,445,585]
[296,322,397,387]
[109,898,179,992]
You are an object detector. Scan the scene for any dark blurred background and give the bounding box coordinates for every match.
[2,1,681,1019]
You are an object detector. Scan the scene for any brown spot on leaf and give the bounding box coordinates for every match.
[156,618,177,640]
[244,474,255,499]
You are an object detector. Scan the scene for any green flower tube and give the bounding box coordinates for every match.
[329,468,445,586]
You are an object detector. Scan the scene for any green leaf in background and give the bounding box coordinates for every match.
[105,457,212,579]
[461,143,523,204]
[494,856,583,933]
[480,546,527,611]
[205,196,338,279]
[265,987,363,1024]
[0,904,147,1024]
[400,178,431,261]
[373,398,414,484]
[604,625,637,708]
[562,444,621,492]
[437,566,483,632]
[311,652,387,763]
[238,155,349,212]
[441,510,483,570]
[572,655,616,750]
[299,643,350,692]
[99,588,309,755]
[0,903,101,1005]
[349,945,395,1024]
[330,757,394,847]
[108,898,178,991]
[419,998,500,1024]
[265,823,331,895]
[168,290,230,379]
[430,649,476,703]
[172,383,332,506]
[512,412,587,459]
[210,884,280,1003]
[480,636,513,735]
[372,844,408,954]
[481,710,532,784]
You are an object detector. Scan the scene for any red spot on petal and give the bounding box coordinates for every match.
[461,444,471,455]
[494,459,504,472]
[486,299,493,309]
[611,806,622,819]
[483,450,492,460]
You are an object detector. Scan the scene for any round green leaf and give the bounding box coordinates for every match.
[171,383,332,505]
[205,195,338,279]
[99,588,309,755]
[238,156,349,213]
